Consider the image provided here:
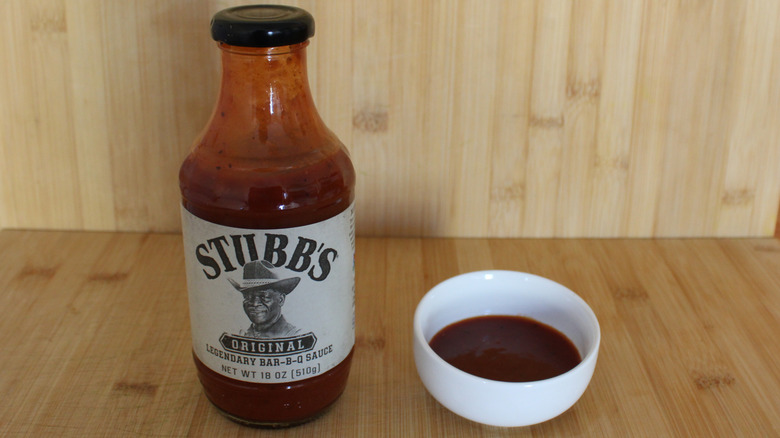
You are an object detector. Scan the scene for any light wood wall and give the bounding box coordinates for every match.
[1,0,779,237]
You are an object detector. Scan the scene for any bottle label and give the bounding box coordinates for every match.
[181,204,355,384]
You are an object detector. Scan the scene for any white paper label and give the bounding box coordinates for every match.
[181,204,355,383]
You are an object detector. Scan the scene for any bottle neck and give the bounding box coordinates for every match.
[204,41,329,156]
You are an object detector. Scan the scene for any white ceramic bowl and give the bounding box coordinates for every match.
[413,270,600,427]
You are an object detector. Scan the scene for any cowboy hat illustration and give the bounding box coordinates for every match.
[228,260,301,294]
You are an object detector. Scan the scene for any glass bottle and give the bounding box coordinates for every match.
[179,5,355,427]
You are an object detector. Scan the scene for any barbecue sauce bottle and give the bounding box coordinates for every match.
[179,5,355,427]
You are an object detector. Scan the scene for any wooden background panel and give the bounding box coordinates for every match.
[1,0,778,237]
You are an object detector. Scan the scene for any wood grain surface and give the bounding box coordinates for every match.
[1,230,779,436]
[1,0,779,237]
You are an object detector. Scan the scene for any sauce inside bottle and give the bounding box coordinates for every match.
[429,315,581,382]
[179,6,355,427]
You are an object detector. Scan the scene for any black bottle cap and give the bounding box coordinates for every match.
[211,5,315,47]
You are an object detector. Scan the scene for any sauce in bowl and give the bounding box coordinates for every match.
[429,315,581,382]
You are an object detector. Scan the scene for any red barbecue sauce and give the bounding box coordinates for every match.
[429,315,581,382]
[179,6,355,427]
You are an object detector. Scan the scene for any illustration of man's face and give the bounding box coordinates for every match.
[242,288,285,326]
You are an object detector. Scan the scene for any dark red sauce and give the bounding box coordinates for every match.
[193,350,354,425]
[179,37,355,426]
[428,315,581,382]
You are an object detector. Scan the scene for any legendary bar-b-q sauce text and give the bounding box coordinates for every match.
[179,5,356,427]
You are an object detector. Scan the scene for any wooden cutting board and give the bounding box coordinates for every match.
[0,230,779,436]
